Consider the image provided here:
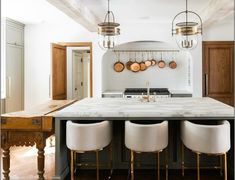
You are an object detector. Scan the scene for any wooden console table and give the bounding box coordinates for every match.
[1,100,76,180]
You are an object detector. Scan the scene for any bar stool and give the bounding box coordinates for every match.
[125,120,169,180]
[66,120,112,180]
[181,120,230,180]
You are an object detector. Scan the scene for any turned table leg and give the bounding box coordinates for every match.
[2,147,10,180]
[36,137,46,180]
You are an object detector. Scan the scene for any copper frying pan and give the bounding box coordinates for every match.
[130,52,140,72]
[113,52,125,72]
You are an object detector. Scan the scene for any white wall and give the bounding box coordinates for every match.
[94,22,203,97]
[24,14,92,109]
[102,41,191,92]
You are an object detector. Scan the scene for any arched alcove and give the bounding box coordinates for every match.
[101,41,193,93]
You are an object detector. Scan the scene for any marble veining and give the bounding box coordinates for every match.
[53,97,234,118]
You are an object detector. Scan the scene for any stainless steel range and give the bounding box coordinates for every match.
[124,88,170,98]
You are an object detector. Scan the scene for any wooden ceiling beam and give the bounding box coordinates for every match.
[46,0,100,32]
[200,0,234,29]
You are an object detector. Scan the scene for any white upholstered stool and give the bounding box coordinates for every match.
[181,120,231,180]
[66,120,112,180]
[125,120,169,180]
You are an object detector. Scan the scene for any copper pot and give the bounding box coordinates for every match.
[145,60,152,67]
[169,61,177,69]
[140,53,147,71]
[151,59,157,66]
[113,60,125,72]
[144,52,152,67]
[126,60,133,70]
[158,60,166,68]
[130,53,141,72]
[126,53,133,71]
[158,53,166,68]
[130,61,140,72]
[151,52,157,66]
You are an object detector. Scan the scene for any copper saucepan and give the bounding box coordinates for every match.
[150,52,157,66]
[169,61,177,69]
[130,53,140,72]
[140,52,147,71]
[169,53,177,69]
[113,53,125,72]
[145,52,152,67]
[158,52,166,68]
[126,52,133,71]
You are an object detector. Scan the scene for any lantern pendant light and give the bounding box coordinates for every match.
[98,0,120,50]
[172,0,202,50]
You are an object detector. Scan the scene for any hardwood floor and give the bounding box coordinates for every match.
[0,136,225,180]
[0,136,55,180]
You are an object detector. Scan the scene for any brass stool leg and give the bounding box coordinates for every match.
[181,142,185,177]
[220,155,223,176]
[165,148,168,180]
[157,152,160,180]
[196,153,200,180]
[70,150,74,180]
[131,150,135,180]
[224,153,227,180]
[96,150,99,180]
[108,142,113,179]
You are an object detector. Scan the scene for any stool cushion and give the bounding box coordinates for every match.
[125,120,168,152]
[181,120,230,154]
[66,120,112,151]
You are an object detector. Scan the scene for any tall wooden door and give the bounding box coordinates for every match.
[203,41,234,106]
[72,51,84,100]
[51,43,66,100]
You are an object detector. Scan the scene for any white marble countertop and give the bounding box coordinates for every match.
[54,97,234,119]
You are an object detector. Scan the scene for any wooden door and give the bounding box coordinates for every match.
[203,41,234,106]
[72,51,84,100]
[51,43,66,100]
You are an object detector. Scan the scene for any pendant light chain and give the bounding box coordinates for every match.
[97,0,120,49]
[186,0,188,41]
[108,0,110,22]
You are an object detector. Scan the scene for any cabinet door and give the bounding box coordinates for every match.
[51,43,67,100]
[203,41,234,106]
[5,44,24,112]
[6,19,24,46]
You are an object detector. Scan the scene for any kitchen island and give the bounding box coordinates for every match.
[53,97,234,179]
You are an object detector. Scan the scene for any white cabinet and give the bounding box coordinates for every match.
[5,18,24,113]
[6,19,24,46]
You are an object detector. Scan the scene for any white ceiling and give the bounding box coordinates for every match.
[83,0,211,24]
[1,0,71,24]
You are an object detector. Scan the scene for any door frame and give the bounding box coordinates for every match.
[57,42,93,97]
